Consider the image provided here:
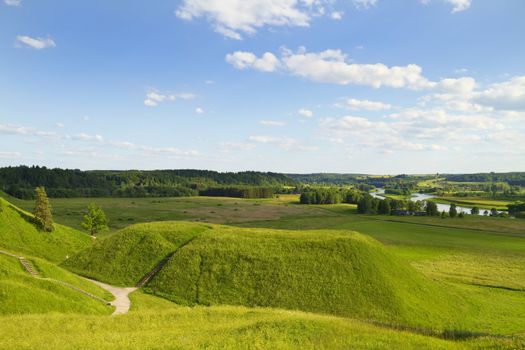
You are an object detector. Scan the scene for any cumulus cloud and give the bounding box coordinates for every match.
[345,98,392,110]
[144,90,196,107]
[226,51,280,72]
[446,0,472,13]
[474,76,525,111]
[16,35,56,50]
[175,0,329,40]
[298,108,314,118]
[195,107,205,114]
[330,11,343,20]
[226,47,437,90]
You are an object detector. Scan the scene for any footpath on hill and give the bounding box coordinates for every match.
[0,249,133,313]
[86,279,137,315]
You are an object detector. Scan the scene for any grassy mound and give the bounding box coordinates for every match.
[2,305,521,350]
[0,253,111,315]
[65,221,460,329]
[62,222,211,286]
[0,198,91,263]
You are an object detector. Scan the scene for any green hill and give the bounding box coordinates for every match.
[0,253,110,315]
[0,198,91,263]
[62,222,211,286]
[65,221,461,329]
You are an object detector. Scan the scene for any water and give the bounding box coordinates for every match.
[370,188,499,216]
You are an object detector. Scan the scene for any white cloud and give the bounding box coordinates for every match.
[353,0,378,9]
[345,98,392,111]
[474,76,525,111]
[16,35,56,50]
[446,0,471,13]
[176,0,326,40]
[55,123,65,128]
[73,133,104,142]
[330,11,343,20]
[298,108,313,118]
[422,0,472,13]
[4,0,21,6]
[227,48,436,90]
[195,107,205,114]
[259,120,286,126]
[144,90,196,107]
[226,51,280,72]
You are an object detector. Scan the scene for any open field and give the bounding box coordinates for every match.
[1,194,524,348]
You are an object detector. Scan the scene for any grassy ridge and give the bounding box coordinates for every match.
[0,198,91,263]
[1,305,522,350]
[62,222,211,286]
[0,254,110,315]
[66,221,460,329]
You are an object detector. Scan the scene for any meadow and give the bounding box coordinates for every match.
[0,193,524,349]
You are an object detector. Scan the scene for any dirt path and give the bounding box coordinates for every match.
[87,279,137,315]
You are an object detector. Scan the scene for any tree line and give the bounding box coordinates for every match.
[0,166,295,199]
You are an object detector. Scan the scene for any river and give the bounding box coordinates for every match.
[370,188,499,215]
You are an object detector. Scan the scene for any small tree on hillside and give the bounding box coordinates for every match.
[81,203,109,236]
[470,206,480,215]
[33,187,54,232]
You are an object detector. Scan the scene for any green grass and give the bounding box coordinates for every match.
[62,221,211,286]
[1,305,523,350]
[2,193,525,347]
[66,221,475,331]
[0,253,111,315]
[0,198,92,263]
[0,195,324,232]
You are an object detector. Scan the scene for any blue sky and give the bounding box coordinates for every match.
[1,0,524,173]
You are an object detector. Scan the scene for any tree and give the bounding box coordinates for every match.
[33,186,54,232]
[81,203,109,236]
[378,199,391,215]
[449,204,457,218]
[357,196,373,214]
[483,210,489,216]
[458,212,464,218]
[425,201,439,216]
[441,210,446,218]
[470,206,480,215]
[490,208,498,216]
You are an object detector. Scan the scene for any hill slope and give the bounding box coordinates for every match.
[3,304,522,350]
[0,198,91,263]
[65,221,460,329]
[62,222,211,286]
[0,253,110,315]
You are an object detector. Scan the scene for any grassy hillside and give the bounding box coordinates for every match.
[65,221,461,329]
[0,253,110,315]
[0,198,92,263]
[62,222,211,286]
[1,305,522,350]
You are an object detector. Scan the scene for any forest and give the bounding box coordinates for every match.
[0,166,295,199]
